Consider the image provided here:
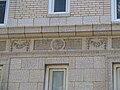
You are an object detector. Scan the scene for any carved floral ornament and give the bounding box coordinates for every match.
[11,40,30,51]
[87,38,107,50]
[51,39,65,50]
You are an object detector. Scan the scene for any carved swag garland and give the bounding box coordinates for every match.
[11,40,30,51]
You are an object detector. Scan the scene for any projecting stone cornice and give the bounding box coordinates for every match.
[0,24,120,38]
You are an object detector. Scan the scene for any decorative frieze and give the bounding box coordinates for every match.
[87,38,107,50]
[112,38,120,49]
[51,39,65,50]
[64,39,82,50]
[11,40,30,52]
[34,39,52,50]
[0,41,7,51]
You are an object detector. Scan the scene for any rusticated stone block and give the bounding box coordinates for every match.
[68,69,83,81]
[94,56,105,69]
[29,70,44,82]
[9,70,29,82]
[84,69,105,81]
[19,83,37,90]
[93,82,105,90]
[8,83,19,90]
[76,57,94,69]
[21,58,39,69]
[75,82,93,90]
[10,58,21,69]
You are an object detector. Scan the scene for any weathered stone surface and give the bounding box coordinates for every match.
[9,70,29,82]
[83,16,99,24]
[11,40,30,52]
[93,82,105,90]
[84,69,105,81]
[65,39,82,50]
[21,58,39,69]
[68,69,84,81]
[0,41,6,51]
[87,38,107,50]
[112,38,120,49]
[10,58,21,69]
[75,82,93,90]
[34,39,52,50]
[19,83,37,90]
[8,83,19,90]
[94,56,105,69]
[29,70,44,82]
[76,57,94,69]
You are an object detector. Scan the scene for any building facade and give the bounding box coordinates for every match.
[0,0,120,90]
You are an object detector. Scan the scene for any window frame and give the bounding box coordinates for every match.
[48,0,70,14]
[0,66,3,89]
[112,0,120,21]
[0,0,9,26]
[114,64,120,90]
[45,65,68,90]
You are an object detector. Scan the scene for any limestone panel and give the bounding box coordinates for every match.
[21,58,39,69]
[25,27,41,33]
[93,82,105,90]
[68,82,75,90]
[19,83,37,90]
[18,19,33,27]
[100,16,111,24]
[59,26,76,32]
[0,28,7,34]
[68,69,84,81]
[64,39,82,50]
[7,19,18,27]
[42,26,58,33]
[84,69,105,81]
[75,82,93,90]
[76,25,92,32]
[0,41,6,51]
[38,59,45,70]
[34,39,52,50]
[93,24,111,31]
[50,18,67,26]
[10,58,21,69]
[38,83,43,90]
[94,56,105,69]
[34,18,49,26]
[76,57,94,69]
[112,38,120,49]
[9,70,29,82]
[66,17,82,25]
[29,70,44,82]
[8,83,19,90]
[45,57,69,64]
[83,16,99,24]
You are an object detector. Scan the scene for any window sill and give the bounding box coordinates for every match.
[0,24,7,28]
[47,12,70,17]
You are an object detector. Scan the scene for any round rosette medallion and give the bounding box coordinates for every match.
[51,39,65,50]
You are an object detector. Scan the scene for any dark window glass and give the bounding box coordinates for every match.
[0,1,6,24]
[54,0,66,12]
[117,0,120,19]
